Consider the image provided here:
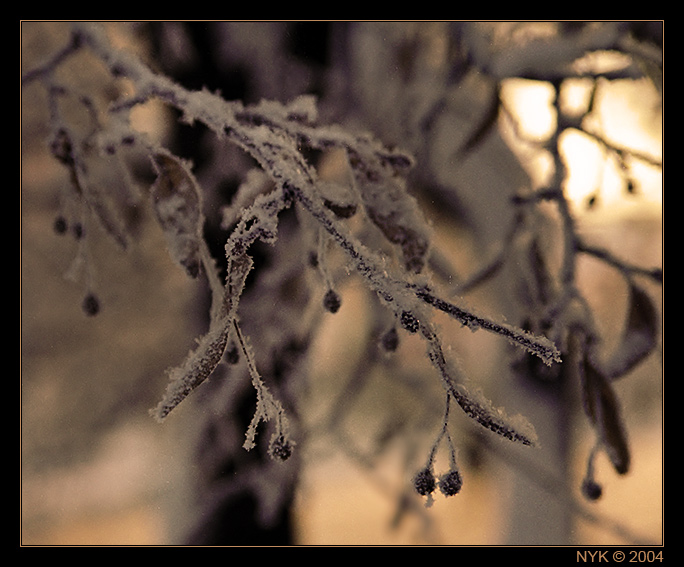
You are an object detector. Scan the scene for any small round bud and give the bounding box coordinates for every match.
[412,467,436,496]
[50,128,74,166]
[380,327,399,352]
[581,477,602,501]
[323,289,342,313]
[82,293,100,316]
[269,434,293,462]
[439,469,463,497]
[400,311,419,333]
[183,258,201,279]
[53,216,68,235]
[225,341,240,365]
[72,222,84,240]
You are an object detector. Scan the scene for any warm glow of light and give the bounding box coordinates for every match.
[501,76,662,217]
[501,78,557,142]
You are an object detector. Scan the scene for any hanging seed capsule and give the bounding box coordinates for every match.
[439,469,463,497]
[82,293,100,316]
[72,222,84,240]
[380,327,399,352]
[225,340,240,365]
[269,434,293,461]
[412,467,436,496]
[53,216,68,235]
[49,128,74,166]
[581,477,603,501]
[323,289,342,313]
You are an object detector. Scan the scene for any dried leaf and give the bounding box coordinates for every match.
[151,320,231,421]
[51,128,130,250]
[424,329,539,446]
[358,177,431,274]
[605,282,658,379]
[528,236,554,307]
[580,356,630,475]
[150,151,203,278]
[151,253,254,422]
[80,176,131,250]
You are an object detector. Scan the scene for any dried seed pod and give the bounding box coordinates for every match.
[412,467,436,496]
[269,434,294,462]
[581,477,603,501]
[53,216,68,235]
[380,327,399,352]
[439,469,463,497]
[323,289,342,313]
[82,292,100,316]
[49,128,75,167]
[72,222,84,240]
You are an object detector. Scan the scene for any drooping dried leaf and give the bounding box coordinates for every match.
[580,355,631,475]
[528,236,555,307]
[357,176,431,274]
[605,281,659,379]
[51,127,130,250]
[424,329,539,446]
[151,252,254,422]
[150,150,204,278]
[151,320,231,421]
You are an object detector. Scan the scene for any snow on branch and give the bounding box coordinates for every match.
[23,23,562,462]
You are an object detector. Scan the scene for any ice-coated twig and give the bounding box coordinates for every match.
[577,241,663,283]
[419,323,539,447]
[232,318,291,455]
[38,23,560,365]
[25,22,560,452]
[290,182,561,367]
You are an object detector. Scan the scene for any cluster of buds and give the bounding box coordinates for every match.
[412,465,463,498]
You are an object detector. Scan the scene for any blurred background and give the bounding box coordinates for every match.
[21,21,662,545]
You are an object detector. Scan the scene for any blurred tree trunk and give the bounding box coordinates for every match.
[146,21,336,545]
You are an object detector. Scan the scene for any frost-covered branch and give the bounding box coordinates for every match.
[23,22,564,495]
